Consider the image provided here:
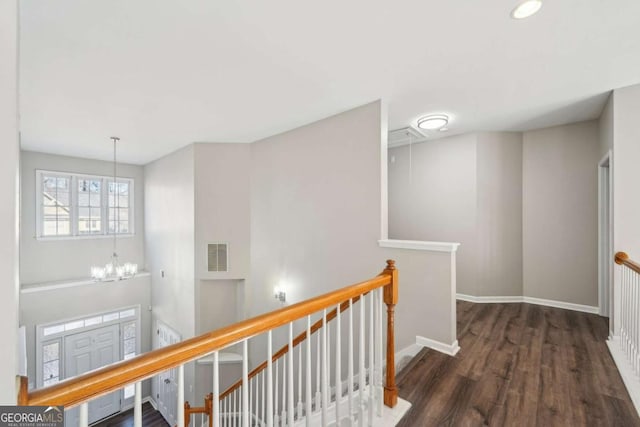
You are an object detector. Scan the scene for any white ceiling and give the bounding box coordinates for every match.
[19,0,640,164]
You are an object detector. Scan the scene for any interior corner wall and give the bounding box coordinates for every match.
[599,93,614,159]
[144,144,196,403]
[523,120,600,306]
[0,0,19,404]
[388,134,478,295]
[20,151,146,284]
[476,132,523,297]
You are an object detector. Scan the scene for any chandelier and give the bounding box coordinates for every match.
[91,136,138,281]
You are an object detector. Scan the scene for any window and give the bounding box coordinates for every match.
[36,170,134,239]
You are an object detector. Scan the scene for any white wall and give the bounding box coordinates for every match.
[145,145,195,338]
[523,120,600,306]
[388,132,523,298]
[388,135,477,295]
[476,132,523,297]
[0,0,19,404]
[144,145,196,403]
[20,151,145,284]
[599,94,614,159]
[249,100,457,361]
[612,83,640,335]
[19,276,152,395]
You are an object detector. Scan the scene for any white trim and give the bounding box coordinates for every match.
[456,293,600,314]
[416,336,460,356]
[20,271,150,294]
[456,293,522,303]
[378,239,460,253]
[607,337,640,416]
[120,395,154,413]
[394,343,423,365]
[523,296,600,314]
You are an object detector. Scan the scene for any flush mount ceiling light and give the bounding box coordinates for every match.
[511,0,542,19]
[417,114,449,131]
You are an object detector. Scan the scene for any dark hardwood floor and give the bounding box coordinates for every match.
[92,402,169,427]
[396,301,640,427]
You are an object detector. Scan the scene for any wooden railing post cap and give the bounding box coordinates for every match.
[385,259,396,270]
[615,251,629,265]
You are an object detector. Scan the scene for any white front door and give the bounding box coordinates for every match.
[64,324,121,426]
[156,322,181,426]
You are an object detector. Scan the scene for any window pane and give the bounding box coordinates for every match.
[118,208,129,221]
[124,338,135,355]
[84,316,102,327]
[43,324,65,336]
[64,320,84,331]
[120,309,136,319]
[90,180,101,193]
[43,377,59,387]
[103,312,119,322]
[57,220,70,235]
[56,207,70,220]
[78,193,89,206]
[43,342,59,363]
[42,220,57,236]
[123,322,135,339]
[89,193,101,206]
[79,207,90,219]
[56,177,68,190]
[119,195,129,208]
[56,192,70,206]
[118,221,129,234]
[43,360,59,381]
[119,183,129,195]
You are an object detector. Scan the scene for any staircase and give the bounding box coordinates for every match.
[19,260,400,427]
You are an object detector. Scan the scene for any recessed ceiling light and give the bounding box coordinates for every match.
[417,115,449,130]
[511,0,542,19]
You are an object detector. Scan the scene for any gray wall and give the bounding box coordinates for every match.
[522,120,600,306]
[388,132,523,297]
[612,83,640,335]
[388,134,477,295]
[20,151,145,284]
[144,145,196,403]
[19,276,152,395]
[0,0,19,403]
[476,132,523,297]
[249,100,457,361]
[599,93,614,158]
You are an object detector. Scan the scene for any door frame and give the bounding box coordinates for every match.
[154,320,182,427]
[598,150,613,319]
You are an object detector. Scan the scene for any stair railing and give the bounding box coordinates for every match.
[615,252,640,373]
[19,260,398,427]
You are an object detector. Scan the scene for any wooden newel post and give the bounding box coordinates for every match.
[383,259,398,408]
[17,376,28,405]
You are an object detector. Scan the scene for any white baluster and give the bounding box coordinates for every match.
[79,402,89,427]
[348,298,354,424]
[315,331,321,412]
[306,316,312,427]
[297,342,303,420]
[262,371,266,427]
[282,354,287,425]
[243,340,249,427]
[234,389,237,427]
[213,351,220,427]
[335,302,342,426]
[368,293,374,426]
[268,330,274,427]
[134,381,142,427]
[359,297,365,427]
[178,364,185,427]
[275,359,279,426]
[288,323,295,427]
[376,288,384,416]
[322,309,328,427]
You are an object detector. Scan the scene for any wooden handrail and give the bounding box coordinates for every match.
[616,252,640,275]
[219,295,363,400]
[20,261,396,409]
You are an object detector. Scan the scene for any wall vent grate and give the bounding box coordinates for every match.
[208,243,228,272]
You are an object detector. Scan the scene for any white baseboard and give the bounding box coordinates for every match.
[395,343,422,364]
[456,293,599,314]
[416,336,460,356]
[607,336,640,417]
[121,395,154,412]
